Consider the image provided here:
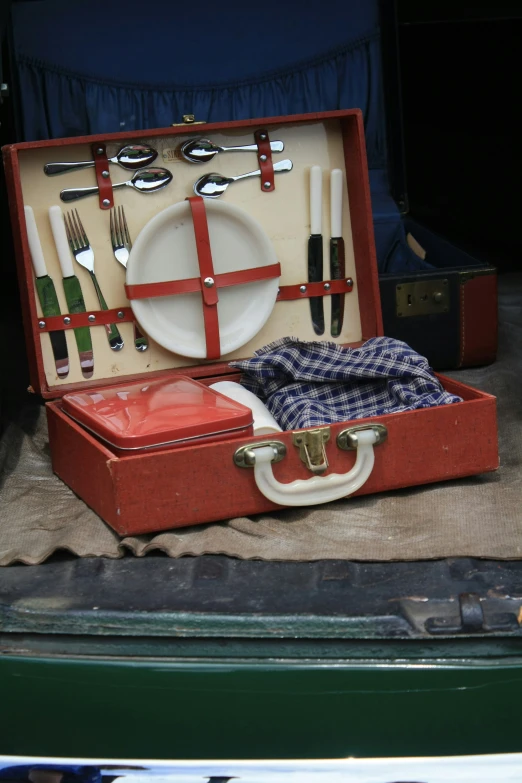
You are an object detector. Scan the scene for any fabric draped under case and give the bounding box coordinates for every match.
[231,336,463,430]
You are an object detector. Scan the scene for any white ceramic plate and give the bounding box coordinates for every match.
[127,200,279,358]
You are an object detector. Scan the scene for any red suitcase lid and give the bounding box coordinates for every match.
[61,376,253,450]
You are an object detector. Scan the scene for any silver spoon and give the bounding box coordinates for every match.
[194,159,293,198]
[60,167,173,202]
[181,137,284,164]
[44,145,158,176]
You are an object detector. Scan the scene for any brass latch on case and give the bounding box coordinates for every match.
[396,279,449,317]
[171,115,206,126]
[292,428,330,475]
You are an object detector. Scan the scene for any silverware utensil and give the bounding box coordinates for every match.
[329,168,346,337]
[110,206,148,351]
[45,145,158,176]
[60,167,173,202]
[308,165,325,335]
[193,159,293,198]
[180,137,284,164]
[64,209,124,351]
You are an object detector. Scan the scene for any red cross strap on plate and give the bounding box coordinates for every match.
[188,196,221,360]
[124,196,281,361]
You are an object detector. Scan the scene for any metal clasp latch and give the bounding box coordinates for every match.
[171,114,206,126]
[395,279,449,317]
[292,427,330,475]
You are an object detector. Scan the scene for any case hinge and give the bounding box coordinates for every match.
[425,593,520,635]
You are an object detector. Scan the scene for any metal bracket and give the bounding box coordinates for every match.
[292,428,330,475]
[396,279,449,317]
[459,267,496,283]
[425,593,520,635]
[233,441,286,468]
[337,423,388,451]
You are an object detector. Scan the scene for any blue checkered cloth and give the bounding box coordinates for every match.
[230,336,463,430]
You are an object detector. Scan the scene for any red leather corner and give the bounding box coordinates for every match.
[460,273,498,367]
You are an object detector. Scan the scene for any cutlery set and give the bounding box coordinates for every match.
[26,202,144,380]
[308,166,346,337]
[45,136,292,202]
[110,206,148,351]
[31,132,348,377]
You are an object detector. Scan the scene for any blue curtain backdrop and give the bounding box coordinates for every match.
[12,0,408,268]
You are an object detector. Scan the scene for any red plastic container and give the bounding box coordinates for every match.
[61,376,253,454]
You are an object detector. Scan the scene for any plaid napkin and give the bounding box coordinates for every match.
[230,336,462,430]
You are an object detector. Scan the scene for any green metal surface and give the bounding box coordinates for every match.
[61,275,92,354]
[2,654,522,759]
[35,275,62,318]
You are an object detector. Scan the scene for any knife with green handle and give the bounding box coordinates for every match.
[49,205,94,378]
[24,205,70,379]
[330,168,346,337]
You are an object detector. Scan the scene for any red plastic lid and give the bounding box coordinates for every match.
[61,375,253,450]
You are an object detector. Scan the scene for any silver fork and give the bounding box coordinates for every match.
[64,209,124,351]
[110,206,148,351]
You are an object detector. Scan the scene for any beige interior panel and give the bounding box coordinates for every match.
[18,119,363,388]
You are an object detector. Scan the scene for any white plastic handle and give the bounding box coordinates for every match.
[252,428,378,506]
[49,205,74,277]
[24,205,47,278]
[310,165,322,235]
[330,168,343,238]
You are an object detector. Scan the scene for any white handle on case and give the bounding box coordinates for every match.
[330,168,343,238]
[251,428,378,506]
[310,165,322,235]
[24,206,47,278]
[49,205,74,278]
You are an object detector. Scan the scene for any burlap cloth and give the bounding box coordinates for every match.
[1,275,521,566]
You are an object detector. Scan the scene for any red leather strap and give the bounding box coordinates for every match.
[277,278,353,301]
[91,143,114,210]
[187,197,219,307]
[255,129,275,192]
[125,263,281,301]
[187,196,220,359]
[37,307,134,332]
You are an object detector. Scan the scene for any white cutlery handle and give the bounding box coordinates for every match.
[49,205,74,277]
[310,166,322,235]
[330,168,343,238]
[24,206,47,277]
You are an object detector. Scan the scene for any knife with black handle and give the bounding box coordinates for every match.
[308,165,325,335]
[24,205,70,379]
[49,205,94,379]
[330,168,346,337]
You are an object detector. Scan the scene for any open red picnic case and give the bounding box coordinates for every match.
[2,109,499,536]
